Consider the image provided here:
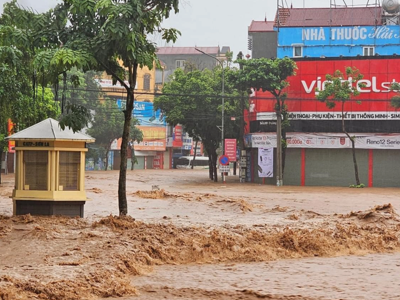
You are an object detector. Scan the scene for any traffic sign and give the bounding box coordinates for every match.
[219,165,230,172]
[219,155,229,166]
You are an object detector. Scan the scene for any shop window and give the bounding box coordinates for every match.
[59,151,80,191]
[24,151,48,190]
[363,46,375,56]
[293,46,303,58]
[143,74,151,90]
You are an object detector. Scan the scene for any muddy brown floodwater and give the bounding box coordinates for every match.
[1,169,400,300]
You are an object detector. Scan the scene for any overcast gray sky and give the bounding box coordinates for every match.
[0,0,377,56]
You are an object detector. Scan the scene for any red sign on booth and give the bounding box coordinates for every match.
[224,139,237,162]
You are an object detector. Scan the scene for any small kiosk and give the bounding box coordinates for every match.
[6,118,95,217]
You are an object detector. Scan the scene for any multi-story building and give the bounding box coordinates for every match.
[247,20,277,59]
[156,46,230,167]
[99,64,168,170]
[156,46,231,82]
[245,1,400,187]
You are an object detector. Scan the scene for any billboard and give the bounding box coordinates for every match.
[253,57,400,121]
[278,25,400,57]
[116,100,166,126]
[133,126,166,151]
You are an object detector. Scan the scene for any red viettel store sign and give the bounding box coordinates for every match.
[253,57,400,121]
[224,139,237,162]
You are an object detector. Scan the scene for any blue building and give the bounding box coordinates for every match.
[276,3,400,58]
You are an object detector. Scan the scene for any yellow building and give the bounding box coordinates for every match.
[97,63,169,170]
[97,63,156,102]
[6,118,95,217]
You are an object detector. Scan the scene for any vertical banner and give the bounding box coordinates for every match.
[153,152,164,169]
[172,125,183,147]
[7,119,15,153]
[224,139,237,162]
[258,148,273,177]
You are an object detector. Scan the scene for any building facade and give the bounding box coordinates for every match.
[247,20,277,59]
[156,46,230,167]
[245,2,400,187]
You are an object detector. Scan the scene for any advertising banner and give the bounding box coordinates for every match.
[224,139,237,162]
[113,127,166,151]
[253,58,400,120]
[134,126,166,151]
[245,132,400,150]
[172,125,183,147]
[258,148,273,178]
[117,100,166,126]
[7,119,15,153]
[153,152,163,169]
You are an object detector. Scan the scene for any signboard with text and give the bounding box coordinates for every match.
[253,57,400,121]
[245,132,400,150]
[224,139,237,162]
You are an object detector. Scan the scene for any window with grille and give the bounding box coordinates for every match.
[363,46,375,56]
[24,151,48,190]
[143,74,151,90]
[59,152,80,191]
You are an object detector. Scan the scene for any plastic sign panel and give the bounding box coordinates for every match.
[224,139,237,162]
[253,57,400,120]
[7,119,15,153]
[258,148,273,178]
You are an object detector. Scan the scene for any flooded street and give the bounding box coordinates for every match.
[133,253,400,300]
[1,169,400,299]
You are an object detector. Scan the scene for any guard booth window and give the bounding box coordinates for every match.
[24,151,48,190]
[59,151,80,191]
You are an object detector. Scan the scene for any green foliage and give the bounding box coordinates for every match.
[0,2,61,148]
[316,67,364,108]
[154,67,243,177]
[390,83,400,109]
[231,57,297,98]
[59,103,91,133]
[349,183,365,188]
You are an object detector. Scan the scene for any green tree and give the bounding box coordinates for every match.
[390,82,400,110]
[87,100,143,171]
[0,1,60,183]
[154,67,242,182]
[229,57,297,186]
[316,67,364,186]
[46,0,180,215]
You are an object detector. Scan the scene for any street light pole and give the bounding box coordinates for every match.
[195,47,225,182]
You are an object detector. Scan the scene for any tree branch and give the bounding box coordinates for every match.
[97,59,131,92]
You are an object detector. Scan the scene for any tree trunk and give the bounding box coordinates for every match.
[206,146,213,180]
[281,122,287,177]
[212,148,218,182]
[209,157,213,180]
[191,140,198,169]
[118,63,138,216]
[0,148,2,185]
[105,149,109,171]
[130,144,135,170]
[341,103,360,185]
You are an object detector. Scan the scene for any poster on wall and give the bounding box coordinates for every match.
[258,148,273,178]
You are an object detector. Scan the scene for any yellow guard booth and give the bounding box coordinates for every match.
[6,118,95,217]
